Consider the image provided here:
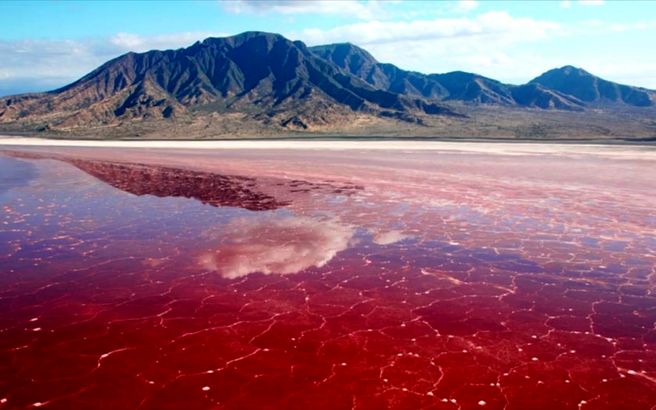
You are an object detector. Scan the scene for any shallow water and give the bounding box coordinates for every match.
[0,146,655,409]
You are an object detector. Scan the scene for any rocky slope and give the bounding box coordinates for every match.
[0,32,455,132]
[530,65,654,107]
[310,43,587,111]
[0,32,654,139]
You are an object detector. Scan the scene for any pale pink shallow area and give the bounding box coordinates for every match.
[1,141,655,409]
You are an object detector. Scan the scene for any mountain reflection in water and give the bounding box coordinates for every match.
[70,159,289,211]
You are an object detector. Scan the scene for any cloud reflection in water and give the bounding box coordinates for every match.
[200,216,355,278]
[372,230,411,245]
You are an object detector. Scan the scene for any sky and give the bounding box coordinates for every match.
[1,0,655,96]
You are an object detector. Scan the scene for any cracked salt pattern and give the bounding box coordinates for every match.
[0,146,655,410]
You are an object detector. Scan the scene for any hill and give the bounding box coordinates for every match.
[1,32,655,140]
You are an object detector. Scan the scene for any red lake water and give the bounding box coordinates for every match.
[0,143,655,409]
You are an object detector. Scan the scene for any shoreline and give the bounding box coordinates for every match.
[1,135,656,160]
[1,132,655,145]
[0,135,656,160]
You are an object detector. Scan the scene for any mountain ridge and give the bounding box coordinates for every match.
[0,31,654,139]
[309,43,653,111]
[0,32,460,130]
[530,65,653,107]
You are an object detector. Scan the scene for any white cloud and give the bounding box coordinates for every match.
[110,31,227,52]
[291,11,562,82]
[295,12,560,46]
[0,32,223,96]
[608,20,656,32]
[579,0,604,6]
[222,0,386,20]
[199,216,354,278]
[0,39,109,95]
[289,11,656,88]
[2,9,656,98]
[561,0,604,8]
[455,0,478,13]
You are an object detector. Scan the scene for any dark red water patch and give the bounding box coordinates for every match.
[0,148,655,410]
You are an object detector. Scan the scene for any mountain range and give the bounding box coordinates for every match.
[0,31,654,140]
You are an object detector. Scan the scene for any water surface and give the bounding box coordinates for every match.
[0,145,655,409]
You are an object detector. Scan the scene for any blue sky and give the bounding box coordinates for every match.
[1,0,655,96]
